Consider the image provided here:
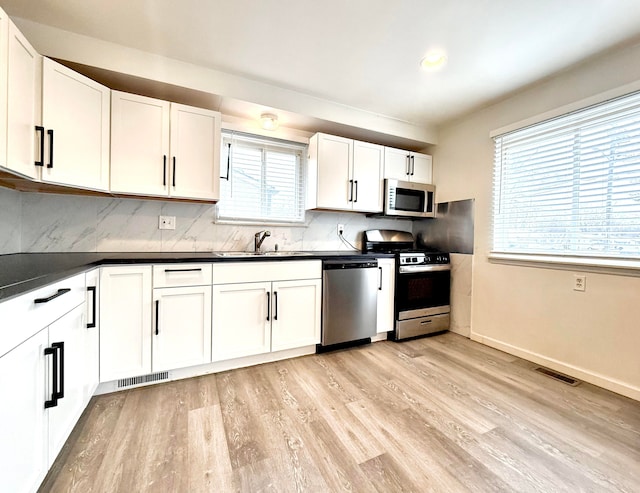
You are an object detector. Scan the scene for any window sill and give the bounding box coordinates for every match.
[488,252,640,277]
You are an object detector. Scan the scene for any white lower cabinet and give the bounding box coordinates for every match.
[0,273,90,493]
[152,285,212,371]
[212,261,322,361]
[0,329,48,493]
[99,266,152,381]
[271,279,321,351]
[84,269,100,401]
[212,281,271,361]
[376,258,395,333]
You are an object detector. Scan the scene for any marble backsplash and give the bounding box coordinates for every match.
[0,188,412,254]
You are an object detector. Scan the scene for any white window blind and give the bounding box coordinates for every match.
[218,132,306,223]
[493,91,640,259]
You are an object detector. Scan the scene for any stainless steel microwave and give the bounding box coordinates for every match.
[384,179,436,218]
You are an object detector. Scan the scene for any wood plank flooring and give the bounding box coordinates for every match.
[39,333,640,492]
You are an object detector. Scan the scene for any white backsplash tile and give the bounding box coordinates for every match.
[21,193,97,252]
[0,188,21,254]
[5,190,413,254]
[96,198,162,252]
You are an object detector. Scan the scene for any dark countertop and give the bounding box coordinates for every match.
[0,251,393,302]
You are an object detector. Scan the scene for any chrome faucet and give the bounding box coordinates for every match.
[254,230,271,252]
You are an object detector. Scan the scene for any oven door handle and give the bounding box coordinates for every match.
[399,264,451,273]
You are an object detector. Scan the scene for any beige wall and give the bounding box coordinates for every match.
[433,41,640,401]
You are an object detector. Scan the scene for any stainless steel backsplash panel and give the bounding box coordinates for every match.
[414,198,474,254]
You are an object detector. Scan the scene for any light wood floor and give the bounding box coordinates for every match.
[40,333,640,492]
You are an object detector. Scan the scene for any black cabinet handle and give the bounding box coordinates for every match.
[87,286,96,328]
[52,342,64,399]
[44,346,58,408]
[164,268,202,273]
[348,180,353,202]
[222,143,231,180]
[155,299,160,335]
[406,155,410,175]
[163,155,167,186]
[274,291,278,321]
[354,180,358,203]
[47,129,54,168]
[266,292,270,321]
[172,156,176,187]
[411,156,415,176]
[35,126,45,167]
[35,288,70,304]
[378,267,383,290]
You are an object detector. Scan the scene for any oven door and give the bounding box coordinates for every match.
[395,268,450,319]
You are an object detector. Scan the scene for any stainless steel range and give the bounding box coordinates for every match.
[363,230,451,340]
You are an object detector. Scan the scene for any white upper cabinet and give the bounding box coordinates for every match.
[1,11,41,180]
[384,146,432,184]
[169,103,221,200]
[111,91,221,201]
[352,140,383,212]
[41,58,110,191]
[307,132,383,213]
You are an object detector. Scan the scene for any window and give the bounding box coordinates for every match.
[218,132,306,223]
[492,91,640,260]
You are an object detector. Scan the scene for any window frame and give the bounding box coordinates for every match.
[216,131,307,225]
[490,90,640,273]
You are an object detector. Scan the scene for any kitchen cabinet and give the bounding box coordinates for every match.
[307,133,383,213]
[384,146,432,184]
[152,264,213,371]
[376,258,395,333]
[0,273,88,493]
[110,91,221,201]
[40,58,110,191]
[99,265,152,381]
[212,261,322,361]
[1,13,41,180]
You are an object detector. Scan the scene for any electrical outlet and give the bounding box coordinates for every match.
[159,215,176,230]
[337,224,344,235]
[573,274,586,292]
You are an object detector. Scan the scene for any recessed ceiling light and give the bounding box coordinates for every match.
[420,51,447,71]
[260,113,279,130]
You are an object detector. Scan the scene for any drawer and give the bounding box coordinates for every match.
[0,273,86,358]
[153,264,212,288]
[212,260,321,284]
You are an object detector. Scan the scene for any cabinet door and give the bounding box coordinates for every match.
[100,266,152,381]
[41,58,110,191]
[271,279,321,352]
[352,141,383,213]
[110,91,170,196]
[84,270,100,401]
[47,304,86,465]
[153,285,212,372]
[169,103,221,200]
[315,133,353,210]
[383,146,411,181]
[0,329,48,493]
[410,152,433,184]
[212,282,271,361]
[376,258,395,333]
[4,20,41,179]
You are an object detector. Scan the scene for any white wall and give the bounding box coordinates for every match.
[0,187,410,254]
[433,41,640,400]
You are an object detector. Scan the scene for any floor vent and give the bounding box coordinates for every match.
[534,366,580,386]
[118,371,169,389]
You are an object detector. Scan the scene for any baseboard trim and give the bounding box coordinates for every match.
[470,332,640,402]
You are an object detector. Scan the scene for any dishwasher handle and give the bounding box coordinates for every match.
[323,260,378,270]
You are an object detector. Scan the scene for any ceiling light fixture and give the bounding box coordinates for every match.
[260,112,279,130]
[420,51,447,71]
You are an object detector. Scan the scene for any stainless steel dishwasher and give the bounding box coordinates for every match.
[319,259,379,350]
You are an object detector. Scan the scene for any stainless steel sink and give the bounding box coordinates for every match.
[212,251,313,257]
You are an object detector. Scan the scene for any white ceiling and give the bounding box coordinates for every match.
[4,0,640,139]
